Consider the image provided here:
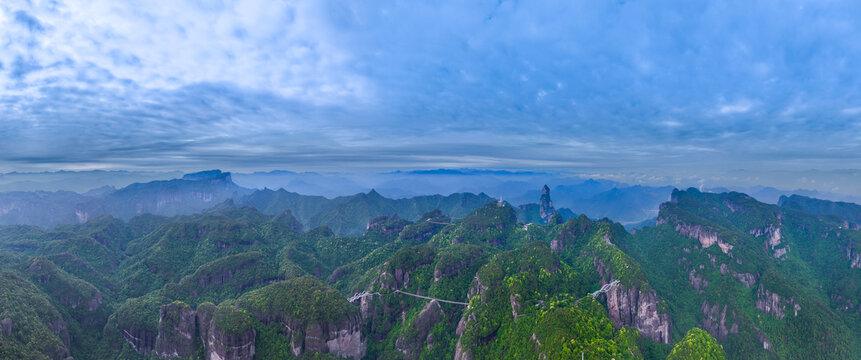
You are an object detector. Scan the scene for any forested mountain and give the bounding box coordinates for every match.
[0,171,495,235]
[0,171,687,231]
[0,184,858,359]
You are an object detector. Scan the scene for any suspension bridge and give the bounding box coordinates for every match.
[349,289,469,307]
[590,280,621,298]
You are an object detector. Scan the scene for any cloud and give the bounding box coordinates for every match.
[0,0,371,104]
[842,107,861,115]
[0,0,860,197]
[718,100,754,115]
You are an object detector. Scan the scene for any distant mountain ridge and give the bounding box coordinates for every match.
[2,170,861,238]
[0,170,498,235]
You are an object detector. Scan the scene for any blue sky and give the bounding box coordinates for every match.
[1,0,860,194]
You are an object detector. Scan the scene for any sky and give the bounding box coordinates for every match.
[1,0,860,195]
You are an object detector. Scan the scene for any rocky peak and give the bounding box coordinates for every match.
[365,214,408,236]
[538,185,557,224]
[182,169,232,182]
[273,210,303,232]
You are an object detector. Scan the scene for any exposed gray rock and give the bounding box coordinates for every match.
[604,282,672,344]
[303,317,365,359]
[154,302,197,359]
[120,326,156,355]
[196,306,255,360]
[846,237,861,269]
[755,285,800,319]
[657,216,733,255]
[754,326,772,351]
[700,301,739,340]
[750,224,788,258]
[453,311,476,360]
[1,317,10,336]
[247,306,365,359]
[538,185,556,224]
[688,269,708,294]
[395,300,445,358]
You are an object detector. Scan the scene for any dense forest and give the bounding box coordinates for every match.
[0,181,859,359]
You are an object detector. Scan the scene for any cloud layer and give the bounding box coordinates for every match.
[1,0,860,194]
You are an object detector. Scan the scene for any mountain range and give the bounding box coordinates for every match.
[0,170,858,359]
[0,170,669,233]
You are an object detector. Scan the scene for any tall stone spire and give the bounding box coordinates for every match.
[539,185,557,224]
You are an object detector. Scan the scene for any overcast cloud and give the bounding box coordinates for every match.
[1,0,860,194]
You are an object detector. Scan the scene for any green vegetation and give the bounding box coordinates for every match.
[666,328,726,360]
[0,186,859,359]
[0,271,70,360]
[620,189,861,359]
[456,242,641,359]
[212,304,254,335]
[237,276,357,325]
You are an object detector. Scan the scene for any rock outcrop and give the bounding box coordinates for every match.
[750,224,788,258]
[538,185,557,224]
[1,317,10,336]
[700,301,739,340]
[719,263,758,288]
[845,237,861,269]
[754,326,772,351]
[549,215,592,251]
[119,325,157,355]
[197,304,256,360]
[154,302,197,359]
[688,269,708,294]
[755,285,800,319]
[366,214,408,236]
[373,251,436,291]
[657,212,734,255]
[395,300,445,358]
[26,257,104,315]
[604,282,672,344]
[452,275,487,360]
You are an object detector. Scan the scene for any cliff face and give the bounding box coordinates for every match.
[248,310,364,359]
[700,301,739,340]
[303,316,365,359]
[749,224,788,258]
[395,300,445,358]
[604,282,672,344]
[26,257,105,326]
[120,324,157,355]
[47,317,72,360]
[154,302,197,359]
[659,218,734,255]
[755,285,800,320]
[197,305,256,360]
[846,236,861,269]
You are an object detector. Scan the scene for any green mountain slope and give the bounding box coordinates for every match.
[617,188,861,359]
[0,186,858,359]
